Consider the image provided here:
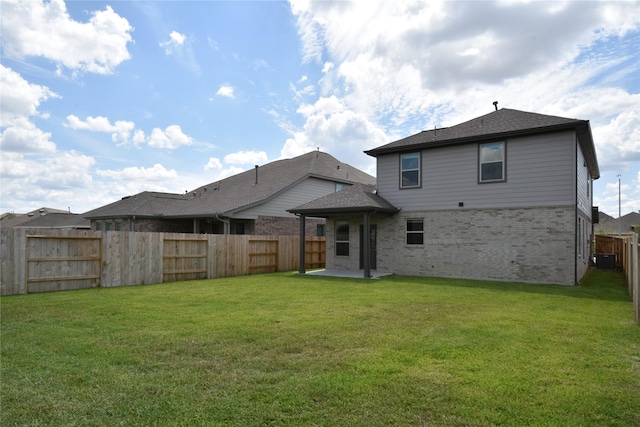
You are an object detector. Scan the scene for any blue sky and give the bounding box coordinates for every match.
[1,0,639,217]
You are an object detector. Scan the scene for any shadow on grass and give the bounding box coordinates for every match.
[294,268,630,302]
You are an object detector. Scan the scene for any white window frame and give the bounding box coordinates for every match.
[479,142,506,183]
[400,152,421,189]
[406,219,424,245]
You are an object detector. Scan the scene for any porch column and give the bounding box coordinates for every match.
[363,212,371,278]
[299,214,306,274]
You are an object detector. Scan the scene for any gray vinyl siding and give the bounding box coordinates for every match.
[234,177,341,219]
[376,131,577,210]
[576,140,592,218]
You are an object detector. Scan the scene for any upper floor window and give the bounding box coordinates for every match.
[401,152,421,188]
[479,142,505,182]
[336,183,345,191]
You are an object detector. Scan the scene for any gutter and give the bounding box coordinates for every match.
[215,214,231,235]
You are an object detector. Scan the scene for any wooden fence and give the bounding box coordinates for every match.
[1,229,325,296]
[622,235,640,325]
[596,234,640,325]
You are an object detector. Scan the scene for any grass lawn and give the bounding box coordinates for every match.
[2,269,639,426]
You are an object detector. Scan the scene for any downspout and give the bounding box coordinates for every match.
[215,215,231,235]
[574,135,579,285]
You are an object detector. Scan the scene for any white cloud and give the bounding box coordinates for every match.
[281,95,387,173]
[0,65,59,127]
[224,150,268,165]
[203,157,244,181]
[215,85,235,99]
[1,0,133,75]
[159,30,200,74]
[97,163,177,181]
[204,157,223,171]
[592,106,640,171]
[147,125,193,149]
[160,30,186,54]
[65,116,195,149]
[0,117,56,154]
[65,115,136,145]
[1,151,96,194]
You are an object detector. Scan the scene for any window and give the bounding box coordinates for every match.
[479,142,505,182]
[406,219,424,245]
[235,223,245,235]
[316,224,325,237]
[401,152,420,188]
[336,183,345,191]
[335,220,349,256]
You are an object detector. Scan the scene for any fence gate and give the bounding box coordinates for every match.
[26,234,102,293]
[162,236,208,282]
[249,238,279,274]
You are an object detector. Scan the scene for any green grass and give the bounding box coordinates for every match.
[2,269,639,426]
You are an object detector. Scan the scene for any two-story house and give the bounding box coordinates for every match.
[290,108,600,285]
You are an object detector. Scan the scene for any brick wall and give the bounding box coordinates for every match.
[254,216,325,236]
[326,206,577,285]
[92,218,193,233]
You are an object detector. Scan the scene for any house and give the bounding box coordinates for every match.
[0,208,90,230]
[82,151,376,236]
[595,211,640,236]
[291,108,600,285]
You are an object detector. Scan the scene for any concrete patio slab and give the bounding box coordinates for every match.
[301,269,393,279]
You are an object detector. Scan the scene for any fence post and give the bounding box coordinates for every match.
[632,234,639,325]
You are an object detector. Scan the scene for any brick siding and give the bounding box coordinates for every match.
[326,206,577,285]
[254,216,325,236]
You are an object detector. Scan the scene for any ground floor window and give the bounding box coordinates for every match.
[335,220,349,256]
[406,219,424,244]
[317,224,325,237]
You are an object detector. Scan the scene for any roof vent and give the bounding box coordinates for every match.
[493,101,498,111]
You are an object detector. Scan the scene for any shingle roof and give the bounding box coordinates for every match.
[83,151,376,219]
[0,207,77,228]
[366,108,599,178]
[595,212,640,234]
[12,213,90,229]
[288,183,399,216]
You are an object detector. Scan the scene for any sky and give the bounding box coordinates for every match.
[1,0,639,218]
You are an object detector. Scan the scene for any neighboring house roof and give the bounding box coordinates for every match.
[0,207,76,229]
[12,213,91,229]
[289,183,399,217]
[595,211,640,234]
[83,151,376,220]
[365,108,600,179]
